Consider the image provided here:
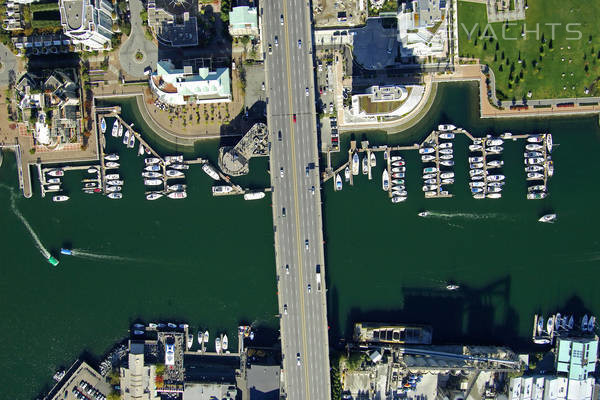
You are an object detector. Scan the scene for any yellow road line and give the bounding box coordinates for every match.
[282,1,311,398]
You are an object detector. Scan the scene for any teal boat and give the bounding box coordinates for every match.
[47,256,59,266]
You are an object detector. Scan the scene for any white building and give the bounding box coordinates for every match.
[397,0,448,59]
[59,0,114,51]
[150,59,231,105]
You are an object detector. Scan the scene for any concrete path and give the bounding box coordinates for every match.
[119,0,157,78]
[0,43,17,86]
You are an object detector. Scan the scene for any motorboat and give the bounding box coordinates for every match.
[487,193,501,199]
[487,186,502,193]
[391,196,407,203]
[166,170,184,178]
[145,165,161,172]
[528,185,546,192]
[100,117,107,133]
[473,193,485,199]
[146,192,163,200]
[423,173,436,180]
[46,184,61,190]
[335,174,342,191]
[128,131,136,148]
[352,153,359,175]
[47,169,64,177]
[547,160,554,177]
[142,171,162,178]
[439,148,453,155]
[168,184,187,191]
[370,152,376,167]
[528,135,543,143]
[215,337,222,354]
[87,167,98,174]
[421,155,435,162]
[568,316,574,329]
[170,164,189,170]
[470,169,485,176]
[471,187,483,194]
[446,284,460,291]
[440,160,454,167]
[392,185,405,191]
[470,181,485,188]
[439,142,452,149]
[439,132,455,139]
[438,124,456,131]
[47,178,61,184]
[501,132,513,139]
[107,192,123,199]
[145,157,160,165]
[488,181,505,187]
[244,192,266,200]
[144,179,163,186]
[344,166,350,181]
[440,154,453,160]
[138,143,145,156]
[525,165,544,173]
[202,164,220,180]
[382,169,389,191]
[168,191,187,199]
[538,214,556,223]
[423,167,437,174]
[418,211,429,217]
[526,157,545,165]
[582,315,589,331]
[525,151,543,158]
[392,172,405,179]
[424,191,437,198]
[526,144,544,151]
[390,156,403,162]
[469,144,483,152]
[222,334,228,351]
[392,179,404,185]
[187,334,193,350]
[424,178,437,185]
[487,146,503,153]
[165,155,184,164]
[122,128,129,145]
[422,185,438,192]
[105,154,119,162]
[362,156,368,174]
[441,178,454,185]
[105,161,119,169]
[392,190,408,197]
[392,161,405,167]
[133,330,145,336]
[555,313,562,330]
[107,180,124,186]
[487,174,505,182]
[486,138,504,146]
[469,156,484,163]
[212,185,233,194]
[487,160,504,168]
[197,330,203,345]
[440,172,454,179]
[167,322,177,328]
[118,123,123,137]
[111,120,119,137]
[52,195,69,202]
[470,162,484,169]
[419,147,435,155]
[527,172,544,180]
[527,192,547,200]
[106,185,122,192]
[204,331,209,343]
[546,134,553,152]
[471,175,484,181]
[392,167,405,173]
[588,316,596,331]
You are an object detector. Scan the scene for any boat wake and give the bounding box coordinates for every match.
[70,249,142,263]
[424,211,505,220]
[1,184,52,260]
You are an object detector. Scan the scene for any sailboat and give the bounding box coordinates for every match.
[582,315,589,331]
[537,316,544,335]
[344,166,350,181]
[555,313,562,330]
[222,334,228,351]
[370,152,376,167]
[187,334,193,350]
[546,316,554,335]
[197,330,203,345]
[215,337,221,354]
[382,169,389,191]
[204,331,209,343]
[568,316,574,329]
[588,316,596,332]
[335,173,342,191]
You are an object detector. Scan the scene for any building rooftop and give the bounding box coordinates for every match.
[62,0,84,30]
[229,6,258,30]
[556,337,598,380]
[246,364,280,400]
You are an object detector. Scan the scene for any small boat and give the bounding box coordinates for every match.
[469,157,484,163]
[335,173,342,191]
[469,144,483,152]
[106,173,120,180]
[423,173,436,180]
[392,179,404,185]
[486,138,504,146]
[128,132,136,148]
[424,178,437,185]
[142,171,162,178]
[438,124,456,132]
[440,154,453,160]
[526,144,544,151]
[146,192,163,200]
[391,167,405,173]
[527,172,544,180]
[487,193,501,199]
[46,184,61,190]
[106,185,122,192]
[47,169,64,177]
[145,165,161,172]
[423,167,437,174]
[527,192,547,200]
[107,192,123,199]
[555,313,562,330]
[525,151,543,158]
[133,330,144,335]
[107,179,124,186]
[167,322,177,328]
[487,160,504,168]
[138,143,145,156]
[166,170,184,178]
[439,132,455,139]
[244,192,266,200]
[439,142,452,149]
[446,284,460,291]
[168,191,187,199]
[383,151,389,160]
[588,316,596,331]
[382,169,389,191]
[568,316,574,329]
[52,195,69,202]
[47,255,59,266]
[419,147,435,155]
[133,323,144,329]
[370,152,376,167]
[111,120,119,137]
[212,185,232,194]
[391,196,407,203]
[539,214,556,223]
[60,248,72,255]
[441,178,454,185]
[165,155,184,164]
[100,117,107,134]
[528,135,544,143]
[215,337,221,354]
[105,154,119,161]
[440,172,454,179]
[222,334,228,351]
[53,369,66,382]
[582,315,589,331]
[105,161,119,169]
[361,156,368,174]
[418,211,429,217]
[440,160,454,167]
[344,166,350,181]
[422,185,438,192]
[144,179,163,186]
[204,331,209,343]
[392,172,405,179]
[249,331,255,340]
[170,164,189,170]
[546,134,553,152]
[470,162,484,169]
[528,184,546,192]
[122,128,129,145]
[47,178,61,184]
[118,124,124,137]
[145,157,160,165]
[487,146,503,153]
[87,167,98,174]
[487,175,505,182]
[470,181,485,188]
[439,148,453,155]
[202,164,220,180]
[421,155,435,162]
[197,330,203,344]
[487,186,502,193]
[537,316,544,335]
[525,165,544,173]
[392,161,405,167]
[187,334,193,350]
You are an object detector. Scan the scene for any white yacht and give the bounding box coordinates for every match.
[440,160,454,167]
[382,169,389,191]
[166,169,184,178]
[142,171,162,178]
[168,191,187,199]
[244,192,266,200]
[546,134,553,152]
[146,192,163,200]
[440,154,453,160]
[144,179,163,186]
[526,144,543,151]
[105,154,119,161]
[439,142,452,149]
[145,157,160,165]
[469,156,484,163]
[527,135,544,143]
[105,173,120,180]
[438,124,456,131]
[52,195,69,202]
[439,148,453,155]
[419,147,435,155]
[145,165,161,172]
[165,155,184,164]
[111,120,119,137]
[486,138,504,146]
[391,196,407,203]
[202,164,220,180]
[122,128,129,145]
[335,173,342,191]
[487,160,504,168]
[469,144,483,152]
[107,180,124,186]
[440,172,454,179]
[439,132,455,139]
[105,161,119,169]
[212,185,233,194]
[106,185,122,192]
[138,143,145,156]
[421,155,435,162]
[538,214,556,223]
[107,192,123,199]
[352,153,359,175]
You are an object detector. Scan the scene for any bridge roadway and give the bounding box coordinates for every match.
[263,0,332,399]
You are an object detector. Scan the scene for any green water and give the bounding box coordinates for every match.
[1,83,600,399]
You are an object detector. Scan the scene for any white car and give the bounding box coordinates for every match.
[305,239,309,249]
[274,36,278,46]
[297,353,301,366]
[285,264,289,274]
[280,167,284,177]
[330,103,334,112]
[298,39,302,48]
[305,87,309,96]
[283,304,288,314]
[280,14,284,25]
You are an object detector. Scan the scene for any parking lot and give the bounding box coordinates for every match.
[315,50,341,152]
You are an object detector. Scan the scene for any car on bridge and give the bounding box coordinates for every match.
[297,353,301,366]
[293,114,296,123]
[305,239,309,249]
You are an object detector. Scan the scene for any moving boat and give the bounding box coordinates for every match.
[145,165,161,172]
[546,134,553,152]
[118,123,123,137]
[528,135,543,143]
[440,160,454,167]
[215,337,221,354]
[362,156,368,174]
[382,169,389,191]
[138,143,144,156]
[352,153,359,175]
[48,169,64,177]
[438,124,456,132]
[60,248,72,255]
[202,164,220,180]
[166,169,184,178]
[370,152,376,167]
[46,184,61,190]
[168,191,187,199]
[100,117,106,133]
[418,211,429,217]
[170,164,189,170]
[144,179,163,186]
[222,334,228,351]
[187,334,193,350]
[469,144,483,152]
[146,192,163,200]
[107,180,124,185]
[105,154,119,161]
[111,120,119,137]
[244,192,266,200]
[526,144,543,151]
[538,213,556,223]
[165,155,184,164]
[105,161,119,169]
[391,196,407,203]
[421,155,435,162]
[419,147,435,155]
[128,132,136,148]
[142,171,162,178]
[52,195,69,202]
[145,157,160,165]
[527,192,547,200]
[439,142,452,149]
[47,178,61,184]
[344,166,350,181]
[212,185,232,194]
[107,192,123,199]
[122,128,129,145]
[446,284,460,291]
[439,132,455,139]
[106,185,122,192]
[335,173,342,191]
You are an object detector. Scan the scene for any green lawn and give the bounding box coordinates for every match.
[458,0,600,100]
